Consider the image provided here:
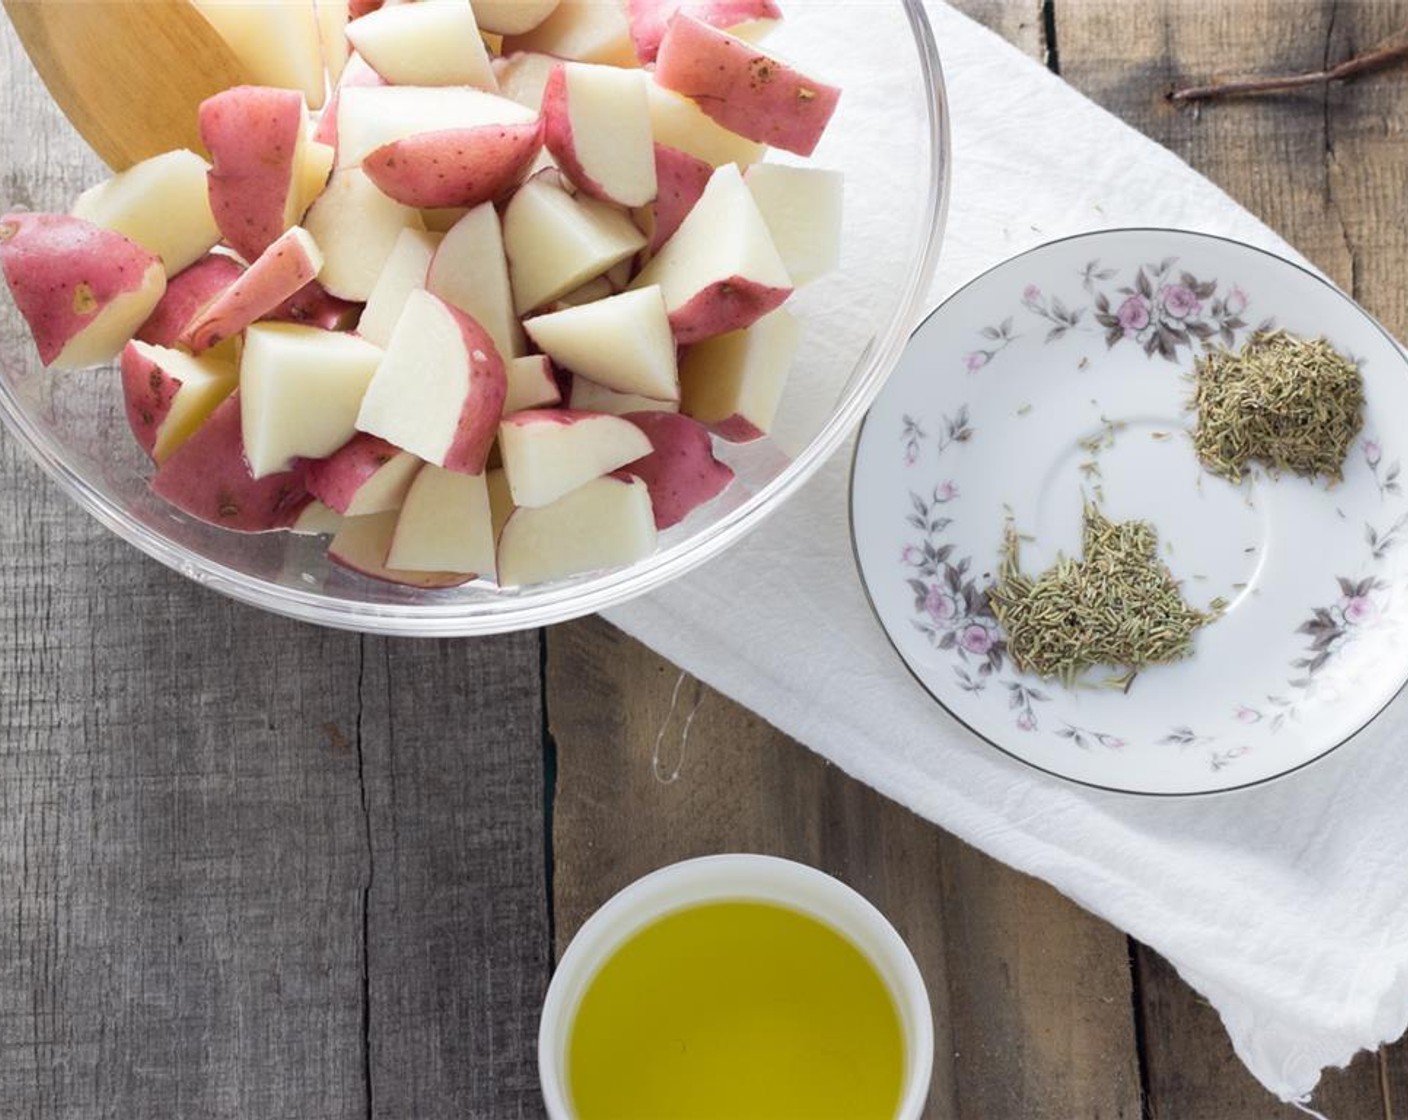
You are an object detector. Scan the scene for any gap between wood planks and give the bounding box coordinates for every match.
[354,633,375,1120]
[1041,0,1061,75]
[540,629,559,959]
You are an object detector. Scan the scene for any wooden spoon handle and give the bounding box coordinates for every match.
[3,0,250,171]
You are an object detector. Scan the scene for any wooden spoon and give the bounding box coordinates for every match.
[3,0,251,171]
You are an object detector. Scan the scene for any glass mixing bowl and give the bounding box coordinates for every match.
[0,1,948,636]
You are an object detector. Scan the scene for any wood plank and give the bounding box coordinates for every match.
[0,24,551,1117]
[937,841,1141,1119]
[361,633,550,1119]
[547,616,1142,1120]
[0,469,371,1117]
[1055,0,1408,1113]
[1052,0,1359,292]
[1382,1042,1408,1119]
[948,0,1047,64]
[1133,946,1389,1120]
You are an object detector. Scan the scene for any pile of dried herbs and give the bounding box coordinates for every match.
[987,504,1218,686]
[1190,330,1364,483]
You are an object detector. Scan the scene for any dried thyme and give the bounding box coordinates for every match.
[1190,330,1363,483]
[987,504,1217,686]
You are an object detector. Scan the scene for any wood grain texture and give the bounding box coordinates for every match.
[1132,946,1386,1120]
[1054,1,1408,1114]
[547,616,1142,1120]
[0,22,550,1118]
[937,840,1141,1120]
[3,0,1408,1117]
[360,633,550,1120]
[946,0,1047,63]
[0,468,370,1117]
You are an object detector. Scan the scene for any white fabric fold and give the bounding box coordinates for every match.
[607,2,1408,1103]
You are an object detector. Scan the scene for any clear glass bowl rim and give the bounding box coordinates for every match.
[0,0,950,637]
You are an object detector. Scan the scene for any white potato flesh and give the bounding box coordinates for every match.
[502,175,645,314]
[505,355,561,414]
[193,0,327,108]
[498,410,652,508]
[568,376,680,416]
[336,85,537,168]
[679,306,800,440]
[347,0,496,89]
[492,50,558,111]
[472,0,559,35]
[127,341,239,463]
[744,163,844,286]
[291,499,345,536]
[329,509,469,587]
[387,465,496,576]
[426,203,522,359]
[524,286,677,400]
[304,168,426,301]
[357,228,442,348]
[71,150,220,277]
[497,474,656,586]
[645,82,765,168]
[55,262,167,370]
[556,63,655,206]
[629,162,789,331]
[355,290,500,470]
[504,0,636,67]
[240,323,384,478]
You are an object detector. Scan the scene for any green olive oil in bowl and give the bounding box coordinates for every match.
[566,900,905,1120]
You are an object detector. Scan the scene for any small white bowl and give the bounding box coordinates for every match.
[537,853,934,1120]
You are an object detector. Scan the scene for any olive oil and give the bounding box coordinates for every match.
[566,900,905,1120]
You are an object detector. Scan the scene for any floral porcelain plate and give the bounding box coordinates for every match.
[851,228,1408,795]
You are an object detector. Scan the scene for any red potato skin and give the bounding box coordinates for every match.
[313,90,341,148]
[200,86,306,262]
[329,513,472,589]
[540,65,617,204]
[648,143,712,254]
[184,229,322,352]
[442,306,509,475]
[305,433,403,514]
[261,279,362,331]
[361,121,545,209]
[120,342,176,459]
[500,407,603,431]
[654,13,841,156]
[0,211,164,365]
[622,410,734,528]
[668,276,790,345]
[705,411,764,443]
[627,0,780,64]
[151,392,312,532]
[136,254,245,347]
[505,354,561,413]
[313,61,386,150]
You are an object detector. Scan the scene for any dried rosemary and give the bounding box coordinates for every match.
[987,504,1216,686]
[1190,330,1364,483]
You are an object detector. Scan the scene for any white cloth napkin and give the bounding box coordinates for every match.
[608,2,1408,1105]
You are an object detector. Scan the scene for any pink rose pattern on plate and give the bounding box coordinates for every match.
[1364,437,1401,498]
[1092,258,1264,360]
[969,256,1271,371]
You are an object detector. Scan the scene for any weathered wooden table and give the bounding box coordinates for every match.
[4,2,1407,1117]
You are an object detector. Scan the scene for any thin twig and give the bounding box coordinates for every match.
[1169,37,1408,103]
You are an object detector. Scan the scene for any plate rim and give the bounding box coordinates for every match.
[848,225,1408,798]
